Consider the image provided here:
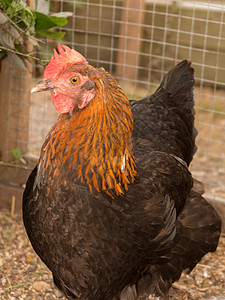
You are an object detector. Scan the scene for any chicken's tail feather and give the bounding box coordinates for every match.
[157,60,194,104]
[155,60,197,164]
[131,60,197,165]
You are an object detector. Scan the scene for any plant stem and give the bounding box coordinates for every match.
[0,45,46,64]
[0,161,30,170]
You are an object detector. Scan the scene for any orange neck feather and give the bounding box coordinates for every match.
[38,67,137,196]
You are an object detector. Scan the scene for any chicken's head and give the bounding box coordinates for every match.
[31,44,96,113]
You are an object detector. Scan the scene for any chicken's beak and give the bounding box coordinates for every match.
[31,79,56,93]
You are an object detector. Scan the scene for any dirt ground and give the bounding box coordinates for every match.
[0,209,225,300]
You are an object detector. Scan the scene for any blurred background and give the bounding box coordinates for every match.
[0,0,225,220]
[1,1,225,299]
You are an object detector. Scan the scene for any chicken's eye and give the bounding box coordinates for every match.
[70,76,80,84]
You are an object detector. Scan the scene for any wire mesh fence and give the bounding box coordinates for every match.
[2,0,225,202]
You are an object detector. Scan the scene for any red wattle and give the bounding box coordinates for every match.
[51,92,74,114]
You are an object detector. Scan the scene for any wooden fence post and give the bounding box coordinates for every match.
[0,56,33,162]
[0,1,34,163]
[116,0,145,82]
[0,0,35,212]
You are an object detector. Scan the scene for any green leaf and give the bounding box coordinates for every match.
[0,30,15,48]
[36,30,65,39]
[0,1,70,64]
[24,6,34,16]
[34,11,57,30]
[0,0,9,10]
[12,147,23,160]
[8,52,27,71]
[34,12,68,30]
[6,0,26,15]
[50,16,68,27]
[0,12,7,24]
[7,24,21,40]
[21,7,36,28]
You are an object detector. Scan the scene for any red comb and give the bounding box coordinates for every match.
[44,44,88,79]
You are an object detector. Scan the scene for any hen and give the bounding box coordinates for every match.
[23,44,221,300]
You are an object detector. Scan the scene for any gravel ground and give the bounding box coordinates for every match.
[0,209,225,300]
